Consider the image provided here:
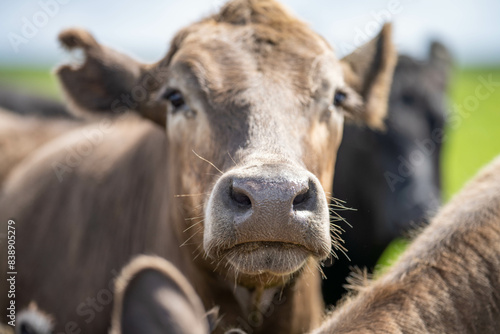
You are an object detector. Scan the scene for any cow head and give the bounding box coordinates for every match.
[56,0,396,289]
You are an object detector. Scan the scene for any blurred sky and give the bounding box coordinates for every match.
[0,0,499,67]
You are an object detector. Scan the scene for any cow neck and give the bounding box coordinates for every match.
[233,285,280,316]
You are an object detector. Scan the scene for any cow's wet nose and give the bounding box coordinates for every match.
[228,176,314,214]
[204,164,331,259]
[205,163,331,252]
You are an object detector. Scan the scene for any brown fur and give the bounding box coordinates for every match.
[313,156,500,333]
[0,1,396,333]
[0,114,170,333]
[0,323,14,334]
[0,108,79,186]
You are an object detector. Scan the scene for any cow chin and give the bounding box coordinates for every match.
[222,242,312,288]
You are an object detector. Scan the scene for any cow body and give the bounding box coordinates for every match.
[0,115,171,332]
[0,89,77,187]
[0,108,79,187]
[0,87,70,119]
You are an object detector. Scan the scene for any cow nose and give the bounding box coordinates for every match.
[229,177,313,213]
[203,163,332,257]
[204,164,331,260]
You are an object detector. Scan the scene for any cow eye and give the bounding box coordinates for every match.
[163,90,185,109]
[333,90,347,107]
[401,93,415,106]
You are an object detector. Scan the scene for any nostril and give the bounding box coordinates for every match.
[293,188,310,208]
[230,185,252,207]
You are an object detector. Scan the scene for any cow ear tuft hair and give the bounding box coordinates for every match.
[340,23,397,129]
[205,306,221,333]
[56,28,166,127]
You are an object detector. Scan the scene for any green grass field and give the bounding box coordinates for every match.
[442,67,500,200]
[1,66,499,271]
[0,67,62,99]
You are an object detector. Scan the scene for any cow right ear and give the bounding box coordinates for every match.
[56,28,167,126]
[428,41,453,91]
[110,255,213,334]
[339,23,397,129]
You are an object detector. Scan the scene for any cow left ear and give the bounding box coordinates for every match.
[339,23,397,129]
[56,28,167,126]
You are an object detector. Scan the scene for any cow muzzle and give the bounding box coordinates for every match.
[204,164,331,282]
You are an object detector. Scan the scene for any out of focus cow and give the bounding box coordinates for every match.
[0,86,70,118]
[323,42,452,305]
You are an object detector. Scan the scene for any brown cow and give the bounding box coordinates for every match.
[0,0,396,333]
[313,155,500,333]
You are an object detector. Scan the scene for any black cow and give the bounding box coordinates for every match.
[323,42,452,305]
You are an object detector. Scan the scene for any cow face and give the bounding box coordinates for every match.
[162,18,345,287]
[57,0,396,289]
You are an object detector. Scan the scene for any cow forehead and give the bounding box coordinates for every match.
[167,22,341,110]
